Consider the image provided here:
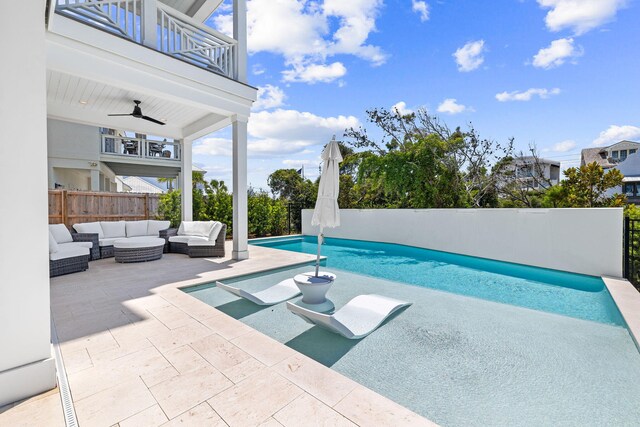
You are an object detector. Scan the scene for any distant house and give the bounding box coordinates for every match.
[509,156,561,190]
[118,176,165,194]
[580,140,640,169]
[613,152,640,204]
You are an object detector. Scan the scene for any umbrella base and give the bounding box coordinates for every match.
[293,272,336,313]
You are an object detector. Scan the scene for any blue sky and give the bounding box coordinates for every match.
[192,0,640,191]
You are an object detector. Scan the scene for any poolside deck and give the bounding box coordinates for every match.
[0,242,434,427]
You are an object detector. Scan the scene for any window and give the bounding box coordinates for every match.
[620,150,628,161]
[624,183,636,196]
[630,149,637,155]
[612,151,619,159]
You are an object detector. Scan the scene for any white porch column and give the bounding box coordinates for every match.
[181,138,193,221]
[0,0,56,406]
[90,169,101,191]
[232,118,249,260]
[233,0,248,83]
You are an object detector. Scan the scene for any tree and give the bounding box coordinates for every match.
[157,176,176,191]
[267,168,317,206]
[343,107,513,208]
[559,162,625,207]
[496,145,556,208]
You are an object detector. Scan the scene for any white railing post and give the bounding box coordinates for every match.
[142,0,158,49]
[233,0,247,83]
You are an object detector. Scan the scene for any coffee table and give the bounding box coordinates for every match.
[113,237,165,263]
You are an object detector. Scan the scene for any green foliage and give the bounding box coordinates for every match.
[343,108,513,209]
[158,190,182,227]
[559,162,625,207]
[158,178,292,238]
[267,168,317,207]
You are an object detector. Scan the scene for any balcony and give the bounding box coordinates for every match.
[101,134,181,161]
[55,0,237,79]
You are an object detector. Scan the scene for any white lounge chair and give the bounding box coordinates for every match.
[215,279,301,306]
[286,294,412,339]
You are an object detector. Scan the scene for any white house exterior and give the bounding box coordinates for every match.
[0,0,255,406]
[581,140,640,168]
[510,156,561,189]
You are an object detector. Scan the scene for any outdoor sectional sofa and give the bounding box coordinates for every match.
[70,219,226,259]
[72,220,171,259]
[166,221,226,258]
[48,223,96,277]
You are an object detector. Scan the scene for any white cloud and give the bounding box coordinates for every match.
[212,0,386,84]
[391,101,413,116]
[252,64,266,75]
[282,62,347,84]
[437,98,470,115]
[551,140,577,152]
[193,137,233,157]
[412,1,430,22]
[532,38,582,69]
[537,0,627,35]
[195,109,360,158]
[593,125,640,146]
[495,88,561,102]
[253,85,286,110]
[453,40,485,72]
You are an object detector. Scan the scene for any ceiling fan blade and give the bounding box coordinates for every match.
[141,115,166,125]
[108,113,133,117]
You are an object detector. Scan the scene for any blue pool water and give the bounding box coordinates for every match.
[250,235,624,326]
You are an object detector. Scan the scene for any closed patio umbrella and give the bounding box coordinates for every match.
[311,136,343,276]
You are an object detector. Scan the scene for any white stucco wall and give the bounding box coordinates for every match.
[0,0,57,406]
[302,208,623,277]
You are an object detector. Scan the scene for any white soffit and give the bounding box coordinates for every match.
[46,70,226,137]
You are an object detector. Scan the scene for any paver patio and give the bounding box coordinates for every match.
[0,242,435,426]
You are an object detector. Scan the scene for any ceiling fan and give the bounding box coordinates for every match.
[108,100,165,125]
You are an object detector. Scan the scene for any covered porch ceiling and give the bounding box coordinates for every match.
[46,70,229,140]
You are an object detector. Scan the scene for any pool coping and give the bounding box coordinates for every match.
[602,276,640,349]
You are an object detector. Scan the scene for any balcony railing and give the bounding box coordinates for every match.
[101,134,181,161]
[55,0,237,79]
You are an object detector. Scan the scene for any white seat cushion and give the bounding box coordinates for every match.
[49,231,59,254]
[126,220,149,237]
[113,237,165,249]
[59,241,93,250]
[147,220,171,236]
[209,221,223,241]
[178,221,215,238]
[168,235,209,244]
[188,239,217,247]
[101,221,126,238]
[73,222,104,238]
[50,246,89,261]
[99,237,121,247]
[49,224,73,243]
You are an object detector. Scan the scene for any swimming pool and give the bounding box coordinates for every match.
[250,235,624,326]
[185,260,640,426]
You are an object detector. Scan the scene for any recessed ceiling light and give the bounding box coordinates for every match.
[79,100,88,105]
[161,118,168,122]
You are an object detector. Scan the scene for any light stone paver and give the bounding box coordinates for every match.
[274,393,357,427]
[160,402,227,426]
[0,389,65,427]
[2,242,434,426]
[190,333,253,371]
[74,378,156,426]
[119,404,169,427]
[149,365,233,419]
[273,354,359,407]
[207,369,304,427]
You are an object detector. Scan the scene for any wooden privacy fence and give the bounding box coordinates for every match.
[49,190,161,227]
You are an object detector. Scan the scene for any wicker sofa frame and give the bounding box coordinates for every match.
[69,232,100,261]
[50,253,90,277]
[166,223,226,258]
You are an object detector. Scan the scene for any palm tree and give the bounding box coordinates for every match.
[157,176,176,191]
